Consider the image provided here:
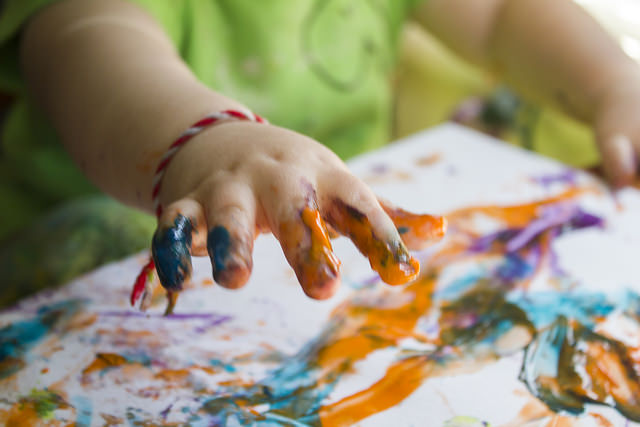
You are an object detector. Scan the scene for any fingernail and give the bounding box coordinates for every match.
[152,215,193,292]
[208,226,252,286]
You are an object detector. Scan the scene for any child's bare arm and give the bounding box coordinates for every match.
[415,0,640,186]
[21,0,247,210]
[21,0,445,300]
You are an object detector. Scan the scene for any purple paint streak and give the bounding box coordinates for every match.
[98,311,232,333]
[531,169,577,187]
[370,164,389,174]
[505,204,576,252]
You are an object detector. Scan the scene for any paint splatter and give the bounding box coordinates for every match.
[0,299,85,379]
[2,188,638,426]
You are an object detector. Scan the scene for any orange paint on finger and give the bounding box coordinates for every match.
[279,207,341,297]
[327,201,420,285]
[301,207,341,277]
[380,201,447,250]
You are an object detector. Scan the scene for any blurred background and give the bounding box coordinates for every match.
[394,0,640,169]
[577,0,640,62]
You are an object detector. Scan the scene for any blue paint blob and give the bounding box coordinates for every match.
[152,215,193,291]
[509,291,616,329]
[210,358,236,373]
[495,254,534,283]
[72,395,93,427]
[397,226,409,235]
[207,226,232,274]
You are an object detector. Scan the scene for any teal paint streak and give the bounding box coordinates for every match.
[72,395,93,427]
[0,299,85,379]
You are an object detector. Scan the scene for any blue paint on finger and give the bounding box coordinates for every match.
[152,215,193,292]
[207,226,232,274]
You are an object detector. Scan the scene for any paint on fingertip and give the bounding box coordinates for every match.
[379,200,447,249]
[207,226,232,274]
[301,207,341,278]
[152,215,193,292]
[326,198,421,286]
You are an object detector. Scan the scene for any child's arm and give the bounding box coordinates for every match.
[415,0,640,186]
[21,0,444,300]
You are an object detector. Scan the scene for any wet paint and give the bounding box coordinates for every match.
[207,226,232,275]
[380,200,448,250]
[521,316,640,421]
[0,299,84,379]
[197,192,638,426]
[326,199,421,285]
[82,353,130,377]
[152,215,193,292]
[207,225,253,288]
[0,389,70,426]
[279,207,340,298]
[4,188,639,426]
[301,207,341,277]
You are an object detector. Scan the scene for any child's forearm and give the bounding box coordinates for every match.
[415,0,639,123]
[21,0,246,211]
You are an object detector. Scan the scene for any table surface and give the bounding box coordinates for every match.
[2,124,640,426]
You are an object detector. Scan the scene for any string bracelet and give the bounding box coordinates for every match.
[131,109,268,312]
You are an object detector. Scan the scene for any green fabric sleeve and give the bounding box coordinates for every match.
[0,0,56,43]
[0,0,56,92]
[0,0,183,92]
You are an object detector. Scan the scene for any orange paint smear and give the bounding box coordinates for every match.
[320,356,434,426]
[82,353,129,376]
[310,191,608,424]
[415,152,442,167]
[544,416,576,427]
[327,201,421,285]
[0,395,72,427]
[380,201,447,250]
[0,405,68,427]
[313,276,436,387]
[301,207,341,277]
[279,207,340,297]
[580,338,640,416]
[589,413,614,427]
[449,187,587,227]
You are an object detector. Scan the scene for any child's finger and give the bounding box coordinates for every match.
[200,181,256,289]
[320,171,420,286]
[378,199,447,250]
[152,198,205,292]
[598,135,636,188]
[258,174,341,300]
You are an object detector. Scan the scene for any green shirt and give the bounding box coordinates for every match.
[0,0,423,239]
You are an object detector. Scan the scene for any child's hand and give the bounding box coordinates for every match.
[150,121,446,300]
[594,75,640,188]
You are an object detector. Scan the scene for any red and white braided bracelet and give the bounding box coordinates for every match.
[131,109,268,310]
[152,109,267,217]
